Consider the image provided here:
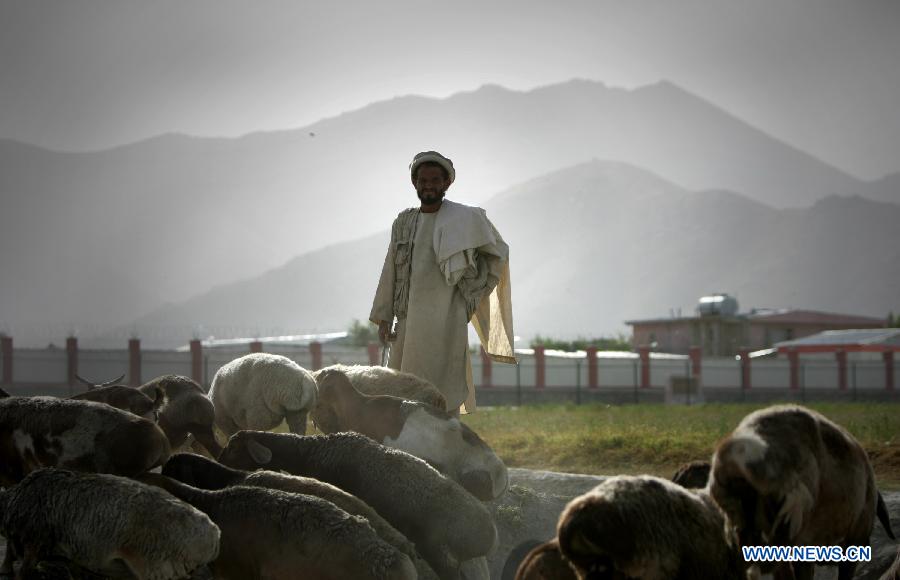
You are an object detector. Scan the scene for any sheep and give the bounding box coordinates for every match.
[311,367,508,500]
[139,375,222,459]
[137,472,417,580]
[0,396,171,486]
[670,460,711,489]
[219,430,497,580]
[311,363,447,432]
[514,539,576,580]
[0,468,220,579]
[207,353,317,437]
[556,475,745,580]
[70,385,161,421]
[161,452,439,580]
[709,404,896,580]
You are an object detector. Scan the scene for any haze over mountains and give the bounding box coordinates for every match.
[125,161,900,348]
[1,79,896,347]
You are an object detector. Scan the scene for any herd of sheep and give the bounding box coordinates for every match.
[0,351,896,579]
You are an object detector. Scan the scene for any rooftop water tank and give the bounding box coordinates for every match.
[697,293,739,317]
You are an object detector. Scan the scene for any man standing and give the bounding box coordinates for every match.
[370,151,516,414]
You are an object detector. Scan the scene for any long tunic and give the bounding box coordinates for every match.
[371,201,515,413]
[392,211,470,409]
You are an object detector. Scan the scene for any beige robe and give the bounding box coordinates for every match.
[370,200,516,413]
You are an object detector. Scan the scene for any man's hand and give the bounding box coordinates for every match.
[378,320,396,346]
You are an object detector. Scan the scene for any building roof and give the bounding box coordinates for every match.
[749,309,885,326]
[775,328,900,353]
[177,331,349,351]
[626,309,885,327]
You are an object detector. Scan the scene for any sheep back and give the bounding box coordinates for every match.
[161,452,439,580]
[220,431,497,569]
[557,475,744,580]
[139,475,416,580]
[1,469,219,580]
[208,354,317,435]
[0,397,170,485]
[70,386,160,422]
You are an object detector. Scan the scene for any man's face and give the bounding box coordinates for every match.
[414,164,450,205]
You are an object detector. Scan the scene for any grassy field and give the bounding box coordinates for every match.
[459,402,900,490]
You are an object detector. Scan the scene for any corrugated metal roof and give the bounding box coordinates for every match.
[177,332,349,351]
[749,310,885,325]
[775,328,900,348]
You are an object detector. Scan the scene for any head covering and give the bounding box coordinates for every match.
[409,151,455,184]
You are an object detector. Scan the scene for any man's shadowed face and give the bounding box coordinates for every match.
[414,164,451,206]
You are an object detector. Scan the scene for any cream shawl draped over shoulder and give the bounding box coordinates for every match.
[433,200,517,365]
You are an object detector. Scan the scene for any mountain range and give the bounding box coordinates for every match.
[117,160,900,349]
[1,79,896,347]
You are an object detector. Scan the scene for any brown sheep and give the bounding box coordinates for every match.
[514,539,576,580]
[161,452,439,580]
[670,460,711,489]
[557,475,745,579]
[0,396,170,486]
[69,373,164,422]
[710,404,895,580]
[137,472,416,580]
[311,368,507,500]
[311,364,447,432]
[139,375,222,458]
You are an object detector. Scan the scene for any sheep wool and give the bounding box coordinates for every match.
[0,469,220,580]
[209,353,317,436]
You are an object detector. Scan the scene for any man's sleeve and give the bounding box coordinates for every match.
[369,231,396,326]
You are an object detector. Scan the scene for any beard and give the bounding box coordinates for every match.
[417,188,446,205]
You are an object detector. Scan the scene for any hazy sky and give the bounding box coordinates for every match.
[1,0,898,179]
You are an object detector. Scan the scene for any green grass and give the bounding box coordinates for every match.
[460,403,900,489]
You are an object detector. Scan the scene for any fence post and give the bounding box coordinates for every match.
[1,335,12,386]
[884,350,895,391]
[575,360,582,405]
[367,342,380,366]
[788,348,800,390]
[638,345,650,389]
[310,341,323,371]
[481,347,492,388]
[128,338,141,386]
[66,336,78,388]
[533,346,546,389]
[190,339,203,385]
[689,346,702,386]
[835,350,847,391]
[739,348,751,390]
[249,340,263,353]
[586,346,598,389]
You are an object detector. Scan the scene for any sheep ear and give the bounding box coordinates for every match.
[246,438,273,465]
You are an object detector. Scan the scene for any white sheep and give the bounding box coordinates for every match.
[709,404,896,580]
[556,475,745,579]
[312,367,508,500]
[138,472,417,580]
[0,468,220,579]
[219,430,497,580]
[207,353,317,437]
[161,452,439,580]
